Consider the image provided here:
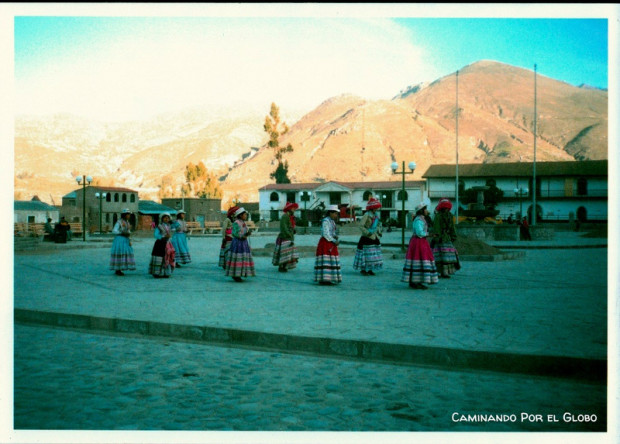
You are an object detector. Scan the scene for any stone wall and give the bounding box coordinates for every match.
[456,224,555,241]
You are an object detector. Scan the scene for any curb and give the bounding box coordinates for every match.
[15,308,606,384]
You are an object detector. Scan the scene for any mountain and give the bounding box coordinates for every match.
[14,60,607,206]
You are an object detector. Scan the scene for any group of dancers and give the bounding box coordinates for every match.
[108,197,460,289]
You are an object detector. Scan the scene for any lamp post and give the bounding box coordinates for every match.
[95,192,106,234]
[391,161,416,251]
[514,187,528,220]
[75,175,92,241]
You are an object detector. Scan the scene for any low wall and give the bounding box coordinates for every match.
[456,224,555,241]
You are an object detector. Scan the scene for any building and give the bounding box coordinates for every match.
[14,199,60,224]
[423,160,608,222]
[61,186,139,231]
[161,197,222,227]
[137,200,178,230]
[258,180,426,225]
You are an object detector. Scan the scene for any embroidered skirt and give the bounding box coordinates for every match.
[272,237,299,269]
[432,240,461,275]
[314,238,342,283]
[401,237,438,285]
[225,238,255,278]
[219,237,232,268]
[171,232,191,264]
[109,235,136,271]
[353,236,383,271]
[148,239,175,277]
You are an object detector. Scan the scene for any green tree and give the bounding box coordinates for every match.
[264,103,294,183]
[182,161,223,199]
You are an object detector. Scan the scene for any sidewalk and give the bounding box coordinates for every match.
[13,230,609,382]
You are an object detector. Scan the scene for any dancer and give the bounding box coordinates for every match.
[219,205,238,268]
[353,197,383,276]
[148,213,175,278]
[170,210,191,267]
[109,209,136,276]
[314,205,342,285]
[272,202,300,272]
[432,199,460,278]
[401,203,438,289]
[225,207,256,282]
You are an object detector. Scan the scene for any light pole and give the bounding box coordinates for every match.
[75,175,92,241]
[514,187,528,220]
[95,192,106,234]
[391,161,416,251]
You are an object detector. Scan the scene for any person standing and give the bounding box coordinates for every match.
[225,207,256,282]
[109,209,136,276]
[170,210,191,267]
[353,197,383,276]
[219,206,238,268]
[401,203,439,289]
[148,213,175,278]
[272,202,300,272]
[314,205,342,285]
[54,217,71,243]
[432,199,460,278]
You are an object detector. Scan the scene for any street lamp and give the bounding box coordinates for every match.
[514,187,528,220]
[75,175,92,241]
[95,192,106,234]
[391,161,416,251]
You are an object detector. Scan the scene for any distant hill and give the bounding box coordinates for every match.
[14,60,607,206]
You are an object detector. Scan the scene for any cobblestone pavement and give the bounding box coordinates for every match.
[13,324,606,434]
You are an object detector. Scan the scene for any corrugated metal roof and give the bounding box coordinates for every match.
[259,180,425,191]
[138,200,178,215]
[14,200,59,212]
[423,160,608,178]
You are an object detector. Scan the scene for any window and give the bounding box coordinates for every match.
[577,178,588,196]
[397,190,408,201]
[286,192,296,203]
[362,190,373,200]
[122,193,127,202]
[114,193,119,202]
[105,213,110,223]
[270,192,279,202]
[27,216,35,223]
[130,194,136,203]
[106,193,111,202]
[329,192,341,205]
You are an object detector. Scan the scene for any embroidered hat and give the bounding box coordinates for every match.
[227,206,240,218]
[283,202,299,213]
[366,198,381,210]
[436,198,453,211]
[234,207,247,218]
[160,212,172,221]
[326,204,339,213]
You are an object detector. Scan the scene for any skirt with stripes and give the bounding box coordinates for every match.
[109,235,136,271]
[352,236,383,271]
[432,240,461,275]
[225,238,256,278]
[272,237,299,269]
[219,238,232,268]
[314,238,342,283]
[171,232,191,264]
[401,237,438,285]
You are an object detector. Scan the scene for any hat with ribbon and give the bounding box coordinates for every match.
[283,202,299,213]
[436,198,453,212]
[227,206,240,218]
[234,207,247,218]
[366,197,382,211]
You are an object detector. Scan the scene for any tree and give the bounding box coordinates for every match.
[461,184,504,209]
[182,161,223,199]
[264,103,294,183]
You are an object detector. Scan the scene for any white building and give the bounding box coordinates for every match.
[423,160,608,222]
[14,199,60,224]
[258,180,426,225]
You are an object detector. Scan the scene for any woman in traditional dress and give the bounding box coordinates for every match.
[432,198,460,278]
[219,206,238,268]
[148,213,175,278]
[314,205,342,285]
[170,210,191,267]
[272,202,300,272]
[109,209,136,276]
[401,203,438,289]
[225,207,255,282]
[353,197,383,276]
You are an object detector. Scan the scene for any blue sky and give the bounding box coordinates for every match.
[7,4,617,122]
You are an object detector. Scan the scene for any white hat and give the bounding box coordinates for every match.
[415,202,427,212]
[160,212,171,221]
[326,204,339,213]
[121,208,131,214]
[234,207,247,217]
[176,209,186,215]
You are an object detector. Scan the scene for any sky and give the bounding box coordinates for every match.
[6,3,617,122]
